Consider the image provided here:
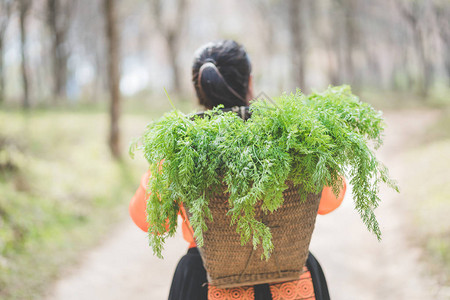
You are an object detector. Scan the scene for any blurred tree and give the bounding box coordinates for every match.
[288,0,306,90]
[342,0,359,87]
[104,0,121,159]
[72,1,107,102]
[251,0,277,56]
[396,0,433,98]
[326,0,360,88]
[18,0,31,109]
[150,0,187,94]
[0,0,445,107]
[433,0,450,83]
[250,0,287,91]
[321,0,341,86]
[46,0,74,102]
[0,0,12,104]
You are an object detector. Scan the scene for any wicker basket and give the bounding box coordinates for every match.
[187,181,321,288]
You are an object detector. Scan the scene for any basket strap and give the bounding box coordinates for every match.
[238,248,255,282]
[179,205,195,238]
[254,284,273,300]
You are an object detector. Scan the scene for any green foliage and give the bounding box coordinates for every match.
[0,110,147,300]
[132,85,399,259]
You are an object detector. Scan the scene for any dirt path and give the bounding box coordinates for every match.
[46,109,445,300]
[309,109,445,300]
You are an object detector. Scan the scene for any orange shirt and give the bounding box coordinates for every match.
[129,170,346,248]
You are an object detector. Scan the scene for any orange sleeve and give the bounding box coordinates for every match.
[129,171,151,232]
[129,171,196,248]
[317,177,347,215]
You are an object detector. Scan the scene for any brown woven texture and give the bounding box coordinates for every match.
[188,181,321,288]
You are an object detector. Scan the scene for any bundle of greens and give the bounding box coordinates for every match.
[130,85,399,259]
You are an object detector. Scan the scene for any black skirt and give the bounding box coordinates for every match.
[168,247,329,300]
[168,248,208,300]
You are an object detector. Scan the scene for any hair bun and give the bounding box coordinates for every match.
[198,62,219,81]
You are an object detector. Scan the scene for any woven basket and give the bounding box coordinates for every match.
[187,181,321,288]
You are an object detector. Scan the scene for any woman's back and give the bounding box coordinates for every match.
[129,40,343,300]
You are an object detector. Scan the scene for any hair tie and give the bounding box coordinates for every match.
[198,62,246,103]
[204,58,216,65]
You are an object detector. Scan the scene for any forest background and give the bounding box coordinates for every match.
[0,0,449,299]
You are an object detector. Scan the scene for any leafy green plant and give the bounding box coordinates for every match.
[131,85,399,259]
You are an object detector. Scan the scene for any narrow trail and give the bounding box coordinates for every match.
[309,109,444,300]
[46,109,444,300]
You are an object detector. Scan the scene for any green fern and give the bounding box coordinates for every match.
[131,85,399,259]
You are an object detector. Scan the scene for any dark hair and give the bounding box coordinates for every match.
[192,40,252,109]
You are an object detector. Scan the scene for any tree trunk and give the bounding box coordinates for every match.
[0,1,12,105]
[442,42,450,85]
[288,0,306,91]
[326,47,339,86]
[0,19,8,104]
[397,0,432,98]
[321,1,342,86]
[167,34,181,95]
[343,0,357,86]
[47,0,69,101]
[414,32,432,98]
[444,42,450,84]
[151,0,186,94]
[19,0,30,110]
[433,1,450,84]
[104,0,121,159]
[0,39,4,104]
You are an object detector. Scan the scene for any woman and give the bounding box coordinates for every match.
[129,40,345,300]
